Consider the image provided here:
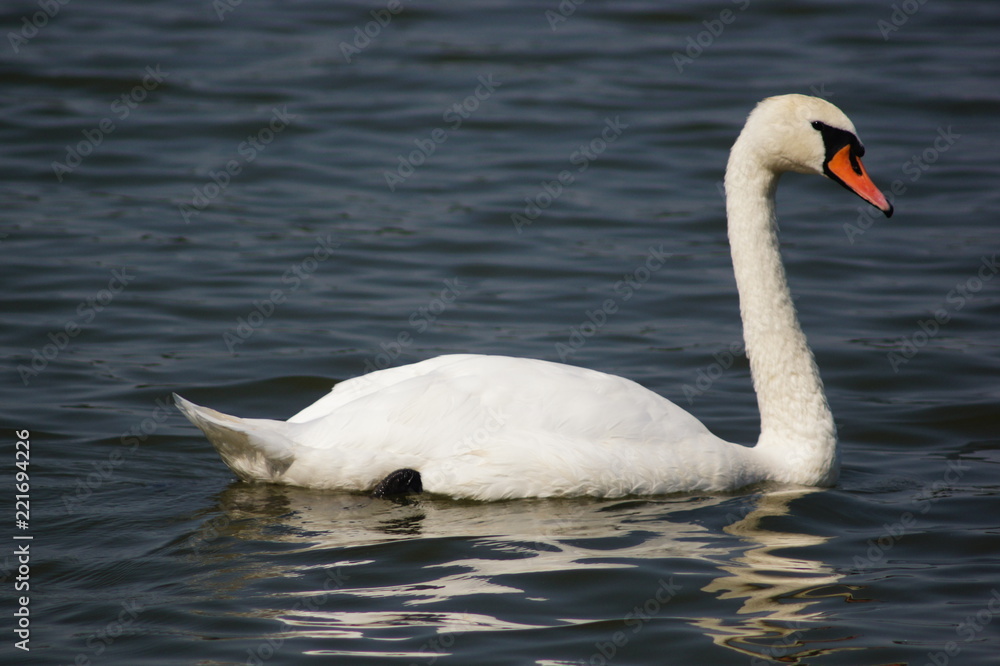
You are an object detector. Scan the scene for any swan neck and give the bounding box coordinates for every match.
[724,142,837,485]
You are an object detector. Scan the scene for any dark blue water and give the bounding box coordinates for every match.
[2,1,999,664]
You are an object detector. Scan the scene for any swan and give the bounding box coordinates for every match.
[175,94,892,501]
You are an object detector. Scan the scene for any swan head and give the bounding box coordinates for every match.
[734,94,893,217]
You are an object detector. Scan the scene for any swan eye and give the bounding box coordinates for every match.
[811,121,823,130]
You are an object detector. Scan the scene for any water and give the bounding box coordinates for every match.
[2,0,999,663]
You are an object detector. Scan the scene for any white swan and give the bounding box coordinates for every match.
[175,94,892,500]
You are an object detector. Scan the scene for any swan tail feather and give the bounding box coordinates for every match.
[174,393,296,482]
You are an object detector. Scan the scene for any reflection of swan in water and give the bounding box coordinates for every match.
[183,484,732,605]
[181,485,849,662]
[693,488,848,662]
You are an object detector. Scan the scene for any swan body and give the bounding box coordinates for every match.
[176,94,892,500]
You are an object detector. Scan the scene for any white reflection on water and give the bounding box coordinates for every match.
[693,488,849,663]
[189,484,850,662]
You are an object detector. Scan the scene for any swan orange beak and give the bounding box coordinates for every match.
[826,145,893,218]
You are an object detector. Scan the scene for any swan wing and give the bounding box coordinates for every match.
[275,355,744,498]
[289,354,713,448]
[286,354,484,423]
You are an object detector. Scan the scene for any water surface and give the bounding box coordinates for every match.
[2,1,999,664]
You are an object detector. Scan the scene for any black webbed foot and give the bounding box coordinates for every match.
[371,468,423,499]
